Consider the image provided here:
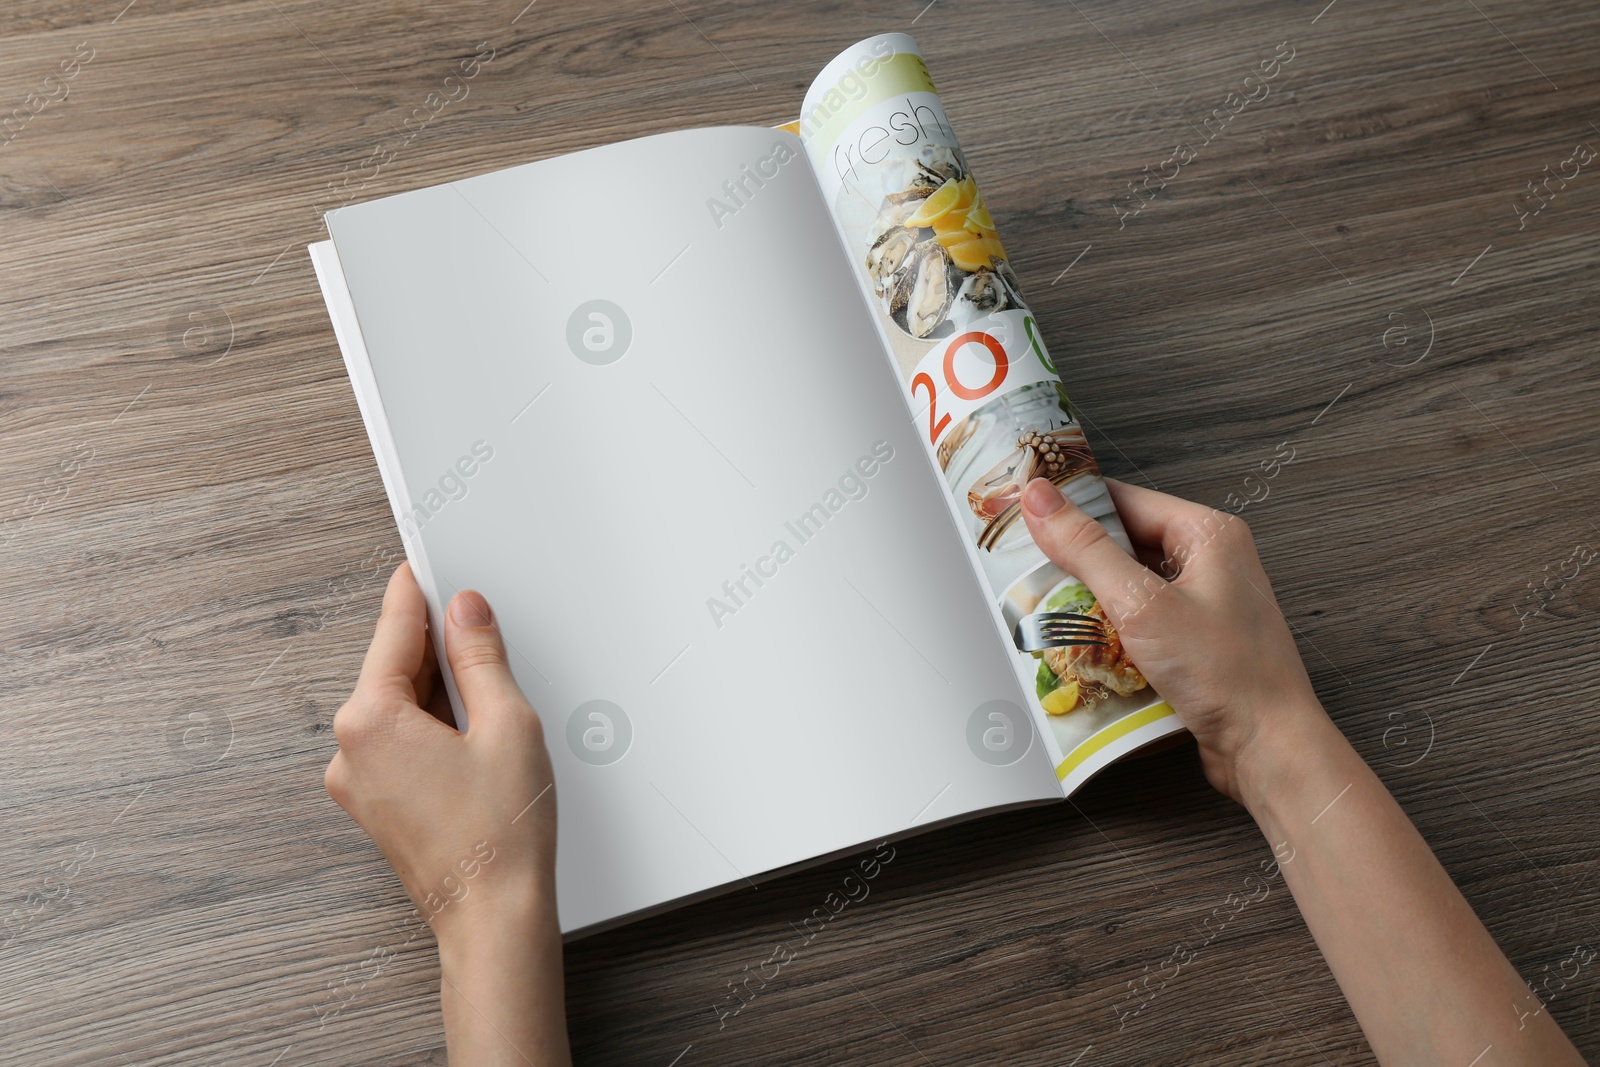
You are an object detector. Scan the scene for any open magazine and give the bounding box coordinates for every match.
[310,32,1184,937]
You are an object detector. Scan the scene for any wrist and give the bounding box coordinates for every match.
[436,879,570,1067]
[1230,694,1343,817]
[435,879,553,979]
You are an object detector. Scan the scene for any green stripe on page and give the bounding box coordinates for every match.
[1055,702,1178,782]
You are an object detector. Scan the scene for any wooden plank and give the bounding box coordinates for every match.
[2,0,1597,1063]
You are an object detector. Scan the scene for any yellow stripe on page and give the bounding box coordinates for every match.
[1056,702,1177,781]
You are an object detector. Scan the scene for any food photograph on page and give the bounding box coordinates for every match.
[1001,565,1155,752]
[800,35,1173,771]
[944,382,1157,755]
[862,143,1026,340]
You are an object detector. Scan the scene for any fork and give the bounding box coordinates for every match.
[1012,611,1109,653]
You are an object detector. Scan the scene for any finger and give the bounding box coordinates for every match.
[355,563,430,704]
[1103,478,1211,559]
[1021,478,1163,625]
[443,590,532,726]
[1105,477,1245,580]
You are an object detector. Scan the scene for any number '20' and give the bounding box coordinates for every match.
[911,331,1009,445]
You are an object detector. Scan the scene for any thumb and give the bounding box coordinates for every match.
[1020,478,1163,626]
[444,590,532,721]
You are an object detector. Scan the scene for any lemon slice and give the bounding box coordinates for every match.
[947,177,978,216]
[967,201,995,230]
[1042,680,1080,715]
[905,179,962,227]
[946,235,1006,272]
[945,238,991,272]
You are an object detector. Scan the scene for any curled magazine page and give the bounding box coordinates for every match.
[797,34,1185,792]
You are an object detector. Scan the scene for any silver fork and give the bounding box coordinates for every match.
[1012,611,1108,652]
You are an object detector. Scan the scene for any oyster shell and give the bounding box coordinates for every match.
[916,144,968,183]
[891,241,958,339]
[994,261,1025,306]
[886,154,966,204]
[866,225,919,295]
[957,268,1010,315]
[876,198,923,229]
[886,185,934,205]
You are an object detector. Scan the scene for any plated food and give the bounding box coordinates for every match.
[1032,579,1149,715]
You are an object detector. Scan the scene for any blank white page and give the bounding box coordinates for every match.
[318,126,1058,935]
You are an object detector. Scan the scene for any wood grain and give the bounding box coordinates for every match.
[3,0,1598,1063]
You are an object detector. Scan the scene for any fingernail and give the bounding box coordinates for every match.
[449,590,493,627]
[1022,477,1066,517]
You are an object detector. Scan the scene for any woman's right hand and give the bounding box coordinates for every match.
[1023,476,1590,1066]
[1019,476,1326,805]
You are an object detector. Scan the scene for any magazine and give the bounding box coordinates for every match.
[310,32,1184,937]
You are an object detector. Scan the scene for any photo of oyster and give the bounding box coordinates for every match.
[956,264,1021,315]
[890,241,957,338]
[866,225,919,295]
[886,157,964,203]
[863,152,1023,339]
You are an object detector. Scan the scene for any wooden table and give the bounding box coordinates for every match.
[4,0,1598,1063]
